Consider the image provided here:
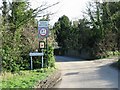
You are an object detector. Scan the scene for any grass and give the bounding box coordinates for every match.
[1,67,56,88]
[107,51,120,57]
[95,51,120,59]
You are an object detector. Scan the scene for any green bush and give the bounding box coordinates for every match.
[47,45,55,68]
[44,45,55,68]
[2,27,23,72]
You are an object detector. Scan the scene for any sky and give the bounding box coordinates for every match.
[0,0,91,25]
[29,0,91,26]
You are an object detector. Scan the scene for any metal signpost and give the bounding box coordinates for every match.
[29,52,44,70]
[29,21,49,70]
[39,41,45,68]
[38,20,49,65]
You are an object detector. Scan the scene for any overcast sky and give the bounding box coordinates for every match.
[0,0,91,25]
[29,0,91,26]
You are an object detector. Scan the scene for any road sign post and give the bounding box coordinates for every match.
[29,21,49,69]
[38,21,49,68]
[41,49,44,68]
[30,56,33,70]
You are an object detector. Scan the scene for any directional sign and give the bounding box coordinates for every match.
[29,52,44,69]
[29,52,44,56]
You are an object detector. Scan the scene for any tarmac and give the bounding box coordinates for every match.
[54,56,119,89]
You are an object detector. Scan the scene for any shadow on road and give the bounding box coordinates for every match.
[96,64,119,88]
[54,55,119,88]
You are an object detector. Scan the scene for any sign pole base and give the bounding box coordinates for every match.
[30,56,33,70]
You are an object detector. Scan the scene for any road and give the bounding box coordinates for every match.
[54,56,119,88]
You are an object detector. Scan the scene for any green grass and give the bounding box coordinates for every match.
[96,51,120,59]
[107,51,120,57]
[1,67,56,88]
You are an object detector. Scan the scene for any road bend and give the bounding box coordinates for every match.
[54,56,119,88]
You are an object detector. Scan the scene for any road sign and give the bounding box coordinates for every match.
[39,41,45,49]
[38,21,48,27]
[38,21,49,38]
[29,52,44,56]
[29,52,44,69]
[38,27,49,38]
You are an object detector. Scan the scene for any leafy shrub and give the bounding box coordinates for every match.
[44,45,55,68]
[47,45,55,68]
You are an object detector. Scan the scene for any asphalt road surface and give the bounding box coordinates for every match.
[54,56,119,88]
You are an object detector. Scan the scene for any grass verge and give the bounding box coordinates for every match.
[1,67,56,88]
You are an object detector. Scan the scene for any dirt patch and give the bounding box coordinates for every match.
[34,69,62,88]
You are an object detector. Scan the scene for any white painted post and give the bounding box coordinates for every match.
[30,56,33,70]
[42,49,44,68]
